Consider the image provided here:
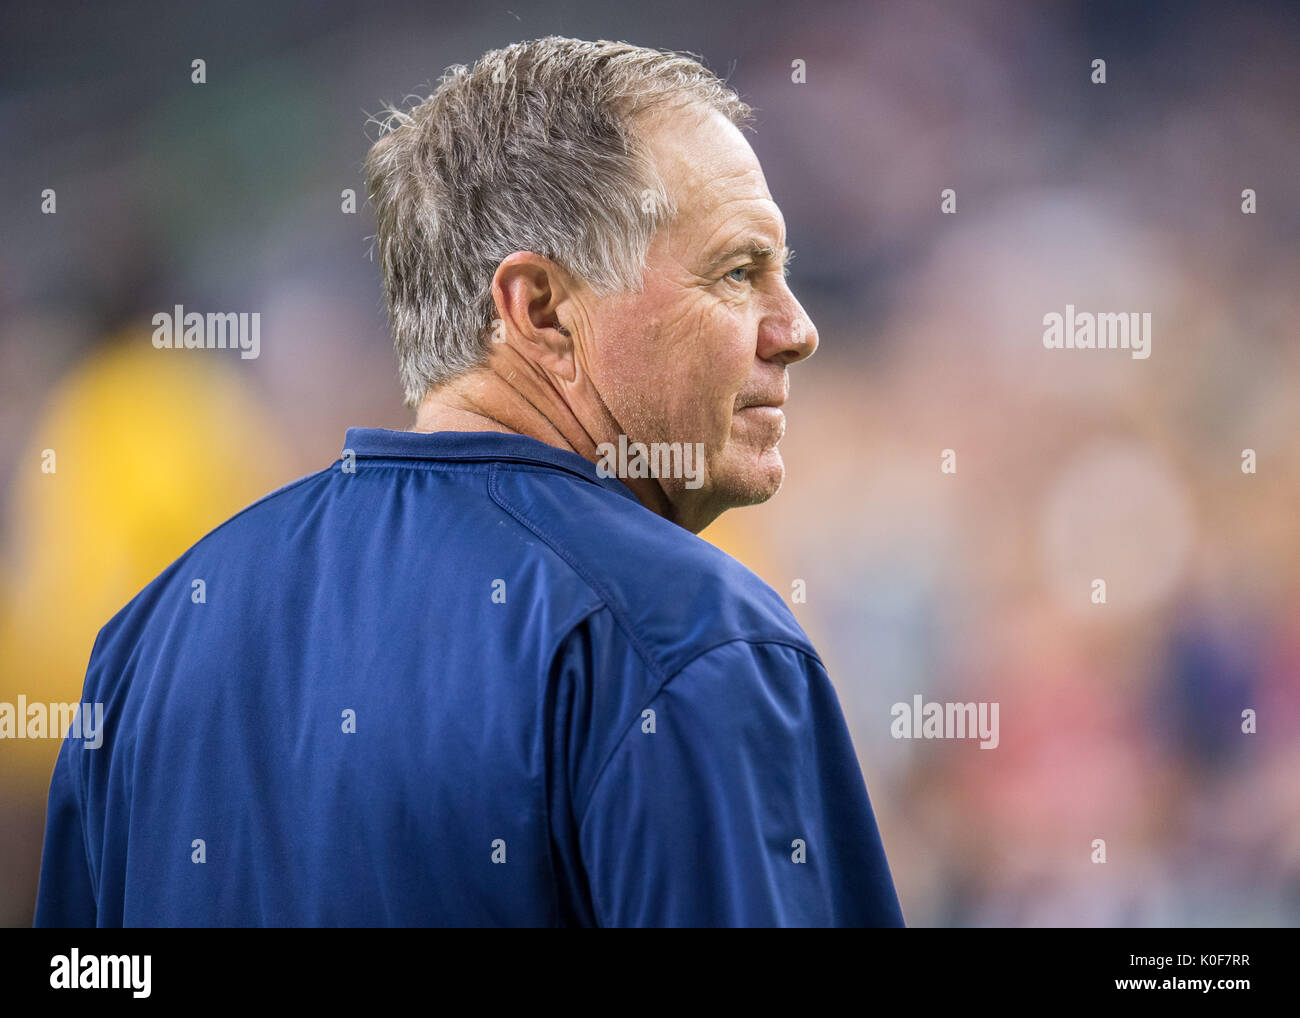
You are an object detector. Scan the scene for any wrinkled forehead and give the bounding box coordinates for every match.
[636,104,783,246]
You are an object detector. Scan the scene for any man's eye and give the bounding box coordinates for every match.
[725,265,750,283]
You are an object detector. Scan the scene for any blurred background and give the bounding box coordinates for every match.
[1,0,1297,926]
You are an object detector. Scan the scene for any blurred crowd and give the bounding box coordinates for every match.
[1,0,1297,926]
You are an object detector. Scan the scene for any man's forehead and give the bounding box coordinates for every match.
[640,105,783,241]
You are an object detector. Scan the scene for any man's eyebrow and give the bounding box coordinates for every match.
[706,239,793,269]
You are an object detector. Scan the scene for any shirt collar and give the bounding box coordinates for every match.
[341,427,642,504]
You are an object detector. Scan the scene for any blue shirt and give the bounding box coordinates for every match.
[34,428,905,927]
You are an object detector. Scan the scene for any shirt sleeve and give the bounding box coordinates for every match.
[576,638,905,927]
[33,732,98,927]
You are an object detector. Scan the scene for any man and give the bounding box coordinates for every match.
[35,37,904,927]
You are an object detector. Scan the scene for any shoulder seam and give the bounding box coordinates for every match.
[487,464,670,687]
[574,636,825,828]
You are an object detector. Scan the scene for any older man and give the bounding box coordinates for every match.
[35,37,904,927]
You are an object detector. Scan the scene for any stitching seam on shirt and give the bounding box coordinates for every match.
[574,637,823,828]
[352,452,622,492]
[537,601,609,928]
[487,466,669,686]
[572,636,820,926]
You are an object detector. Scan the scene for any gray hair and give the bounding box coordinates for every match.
[364,36,754,407]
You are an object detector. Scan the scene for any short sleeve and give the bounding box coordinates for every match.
[576,639,905,927]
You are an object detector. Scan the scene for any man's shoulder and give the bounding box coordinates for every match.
[88,466,338,660]
[488,461,818,680]
[86,452,818,691]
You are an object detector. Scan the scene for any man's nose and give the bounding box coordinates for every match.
[758,296,819,365]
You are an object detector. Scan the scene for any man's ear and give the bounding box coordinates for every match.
[490,252,578,382]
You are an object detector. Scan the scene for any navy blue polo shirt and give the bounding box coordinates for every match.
[34,428,905,927]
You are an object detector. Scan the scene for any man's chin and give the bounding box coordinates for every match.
[665,447,785,532]
[709,448,786,508]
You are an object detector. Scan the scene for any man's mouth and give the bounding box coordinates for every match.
[734,404,787,443]
[735,393,787,412]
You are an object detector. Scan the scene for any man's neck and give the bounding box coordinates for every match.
[411,349,677,520]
